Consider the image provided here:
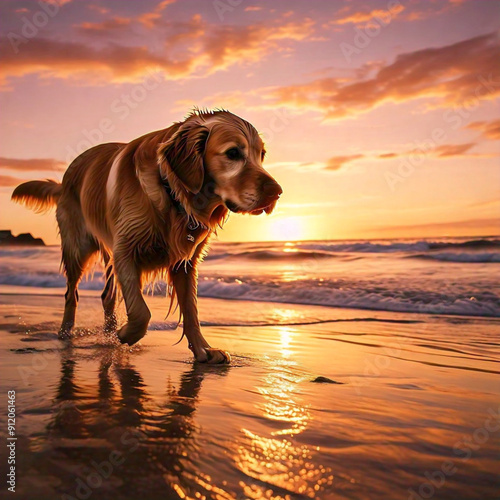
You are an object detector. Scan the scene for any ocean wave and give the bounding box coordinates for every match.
[0,247,59,258]
[0,270,498,317]
[206,238,500,261]
[0,269,104,290]
[1,237,499,318]
[295,238,500,255]
[298,240,432,253]
[428,239,500,250]
[411,252,500,263]
[2,238,499,263]
[206,249,336,261]
[194,277,500,317]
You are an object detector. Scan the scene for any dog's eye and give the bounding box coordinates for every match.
[225,148,241,161]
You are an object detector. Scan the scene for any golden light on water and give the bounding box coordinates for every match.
[279,328,293,358]
[235,362,333,499]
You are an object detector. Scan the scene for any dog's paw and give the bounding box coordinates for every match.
[103,315,118,334]
[58,324,73,339]
[197,348,231,364]
[117,325,146,346]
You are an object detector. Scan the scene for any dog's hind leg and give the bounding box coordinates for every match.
[59,240,98,337]
[101,252,117,333]
[57,204,98,338]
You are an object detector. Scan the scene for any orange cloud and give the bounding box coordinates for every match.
[0,15,315,87]
[201,18,315,69]
[0,157,66,172]
[76,17,131,35]
[324,154,364,170]
[265,33,500,120]
[433,142,476,157]
[138,0,177,28]
[334,4,405,25]
[466,119,500,140]
[376,142,497,161]
[404,0,466,22]
[0,38,174,86]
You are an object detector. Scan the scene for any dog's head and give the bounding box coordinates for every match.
[158,110,282,221]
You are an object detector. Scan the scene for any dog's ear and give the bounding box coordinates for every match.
[158,119,209,194]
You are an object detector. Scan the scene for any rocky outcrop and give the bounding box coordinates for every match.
[0,230,45,246]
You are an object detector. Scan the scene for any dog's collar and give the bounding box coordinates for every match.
[161,176,184,214]
[161,176,201,234]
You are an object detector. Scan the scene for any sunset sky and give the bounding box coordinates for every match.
[0,0,499,244]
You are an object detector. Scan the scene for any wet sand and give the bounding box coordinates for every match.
[0,289,499,499]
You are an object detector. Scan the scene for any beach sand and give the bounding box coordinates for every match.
[0,288,499,500]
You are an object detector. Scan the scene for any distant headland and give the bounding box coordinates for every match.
[0,230,45,246]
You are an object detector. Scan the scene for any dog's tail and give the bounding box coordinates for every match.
[11,180,62,213]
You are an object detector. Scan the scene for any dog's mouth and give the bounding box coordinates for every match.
[250,200,276,215]
[225,200,241,213]
[225,199,277,215]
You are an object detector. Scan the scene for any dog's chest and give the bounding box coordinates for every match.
[175,222,210,262]
[141,223,209,269]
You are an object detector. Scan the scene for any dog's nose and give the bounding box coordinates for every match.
[262,180,283,199]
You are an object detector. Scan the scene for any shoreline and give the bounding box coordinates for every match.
[1,290,499,499]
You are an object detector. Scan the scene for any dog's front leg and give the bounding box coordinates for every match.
[114,255,151,346]
[171,264,230,364]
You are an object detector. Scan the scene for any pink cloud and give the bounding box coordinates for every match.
[0,15,316,87]
[0,157,66,172]
[264,33,500,120]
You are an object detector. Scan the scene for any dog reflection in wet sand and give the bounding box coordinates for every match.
[42,345,229,499]
[12,110,282,364]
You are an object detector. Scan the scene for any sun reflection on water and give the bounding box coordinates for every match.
[234,361,333,499]
[279,328,293,358]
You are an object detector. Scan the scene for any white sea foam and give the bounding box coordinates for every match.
[1,238,499,317]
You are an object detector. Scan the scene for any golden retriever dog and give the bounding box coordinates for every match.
[12,109,282,364]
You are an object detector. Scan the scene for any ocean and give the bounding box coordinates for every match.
[0,237,499,499]
[1,236,499,318]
